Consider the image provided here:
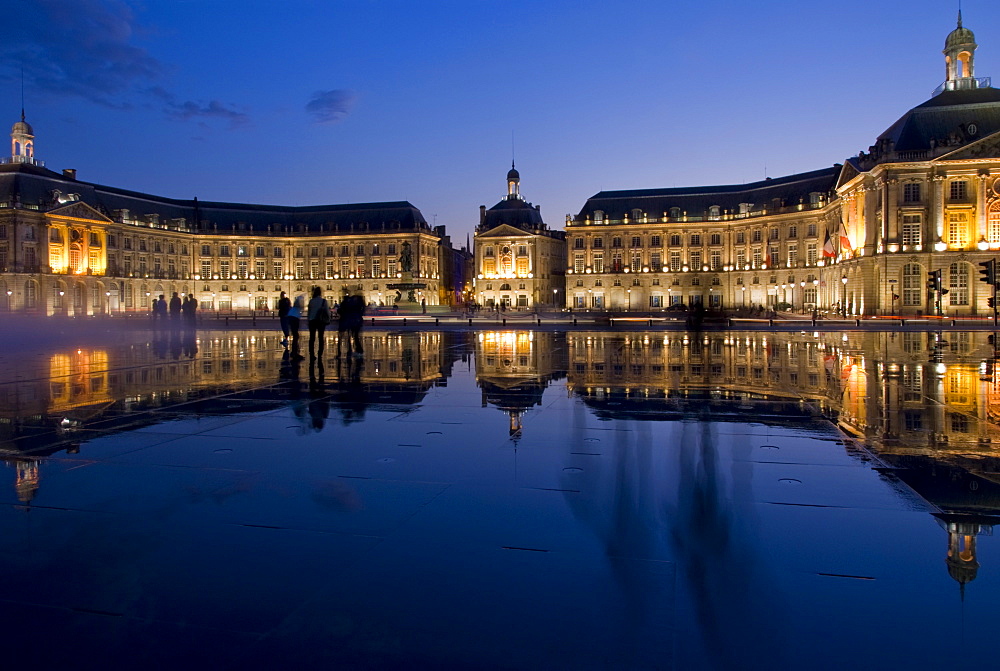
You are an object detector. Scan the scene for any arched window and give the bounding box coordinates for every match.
[669,207,681,220]
[902,264,922,306]
[708,206,721,221]
[593,210,604,223]
[499,283,511,291]
[989,201,1000,244]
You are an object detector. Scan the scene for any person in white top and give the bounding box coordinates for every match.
[287,294,305,358]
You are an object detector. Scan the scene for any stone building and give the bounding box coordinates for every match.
[473,165,566,309]
[0,126,455,315]
[566,13,1000,316]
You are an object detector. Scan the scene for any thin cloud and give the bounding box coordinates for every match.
[306,90,357,124]
[2,0,248,127]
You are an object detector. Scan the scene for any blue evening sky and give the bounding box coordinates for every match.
[3,1,995,243]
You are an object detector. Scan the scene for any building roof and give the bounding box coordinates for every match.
[0,163,430,234]
[482,197,545,230]
[575,166,840,221]
[875,87,1000,152]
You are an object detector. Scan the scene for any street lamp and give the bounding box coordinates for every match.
[799,280,806,313]
[106,291,111,316]
[627,288,631,311]
[741,285,746,307]
[248,292,254,316]
[841,276,849,317]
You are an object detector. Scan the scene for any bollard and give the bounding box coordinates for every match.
[502,318,506,325]
[648,319,653,327]
[371,317,375,326]
[537,318,541,326]
[811,319,816,327]
[573,318,577,325]
[469,318,473,326]
[856,319,860,327]
[769,319,774,327]
[729,318,734,327]
[435,317,439,325]
[225,317,229,327]
[403,318,407,325]
[951,319,957,326]
[900,319,905,326]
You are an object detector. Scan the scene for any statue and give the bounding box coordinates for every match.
[400,241,413,273]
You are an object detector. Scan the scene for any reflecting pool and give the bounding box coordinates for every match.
[1,328,999,669]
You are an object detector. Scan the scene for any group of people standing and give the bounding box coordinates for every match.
[278,287,365,360]
[151,291,197,326]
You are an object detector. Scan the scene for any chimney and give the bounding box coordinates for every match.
[479,205,486,226]
[63,168,77,180]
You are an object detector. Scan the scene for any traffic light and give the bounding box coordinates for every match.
[927,269,941,292]
[979,259,997,285]
[989,297,996,308]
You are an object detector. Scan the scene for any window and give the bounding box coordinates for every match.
[948,211,970,247]
[990,202,1000,243]
[736,232,745,244]
[517,245,528,256]
[903,183,921,203]
[752,249,762,268]
[902,263,922,306]
[807,223,817,237]
[669,207,681,219]
[630,236,642,248]
[592,237,603,248]
[669,251,681,272]
[787,245,797,267]
[690,234,701,246]
[751,230,762,243]
[736,250,746,268]
[356,244,365,256]
[949,262,969,306]
[650,252,661,271]
[902,214,922,246]
[650,235,661,247]
[690,252,702,270]
[710,233,722,246]
[630,252,642,272]
[593,253,604,273]
[788,226,797,239]
[255,260,265,278]
[486,245,496,256]
[273,246,283,257]
[807,244,817,265]
[950,180,967,201]
[593,210,604,223]
[669,234,681,246]
[708,206,721,221]
[612,237,622,248]
[574,254,585,274]
[219,245,230,256]
[710,251,722,270]
[769,228,779,241]
[220,260,231,279]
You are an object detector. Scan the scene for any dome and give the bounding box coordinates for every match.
[507,166,519,181]
[945,12,976,51]
[12,119,33,136]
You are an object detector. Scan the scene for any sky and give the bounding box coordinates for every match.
[3,0,997,244]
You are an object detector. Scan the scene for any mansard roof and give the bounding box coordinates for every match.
[0,162,430,234]
[576,166,839,222]
[482,197,545,230]
[875,87,1000,153]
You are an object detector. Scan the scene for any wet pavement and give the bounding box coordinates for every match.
[1,327,998,669]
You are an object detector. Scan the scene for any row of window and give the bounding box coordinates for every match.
[199,242,405,258]
[902,180,972,204]
[196,258,404,280]
[570,224,821,250]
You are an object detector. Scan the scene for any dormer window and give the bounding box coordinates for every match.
[669,207,681,219]
[594,210,604,223]
[708,206,721,221]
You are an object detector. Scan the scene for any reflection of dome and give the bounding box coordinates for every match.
[947,556,979,585]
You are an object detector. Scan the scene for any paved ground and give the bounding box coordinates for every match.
[0,328,996,669]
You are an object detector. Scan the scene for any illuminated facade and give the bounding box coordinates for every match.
[0,134,459,315]
[473,165,566,308]
[566,15,1000,316]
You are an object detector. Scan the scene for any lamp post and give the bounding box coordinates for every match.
[5,289,11,313]
[105,291,111,316]
[248,292,254,317]
[799,280,806,313]
[741,285,746,307]
[552,287,558,310]
[841,276,849,317]
[627,288,631,311]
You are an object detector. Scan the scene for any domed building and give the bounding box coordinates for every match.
[566,14,1000,316]
[473,164,566,309]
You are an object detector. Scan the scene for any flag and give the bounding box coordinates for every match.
[838,222,853,253]
[822,230,836,258]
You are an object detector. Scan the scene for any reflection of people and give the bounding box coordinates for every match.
[278,291,291,347]
[307,286,331,359]
[400,241,413,273]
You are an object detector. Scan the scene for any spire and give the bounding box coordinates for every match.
[957,8,962,29]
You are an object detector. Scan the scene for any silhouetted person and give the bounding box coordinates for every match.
[288,294,304,359]
[153,294,167,322]
[307,286,331,359]
[169,292,182,321]
[277,291,291,347]
[337,291,365,357]
[182,294,197,327]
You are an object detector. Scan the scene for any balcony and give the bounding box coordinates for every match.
[0,156,45,167]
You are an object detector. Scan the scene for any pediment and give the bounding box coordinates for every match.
[46,201,113,223]
[936,130,1000,161]
[835,160,862,191]
[477,224,533,239]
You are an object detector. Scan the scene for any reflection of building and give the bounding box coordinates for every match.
[475,331,567,436]
[0,124,460,315]
[473,166,566,308]
[564,16,1000,316]
[0,330,466,500]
